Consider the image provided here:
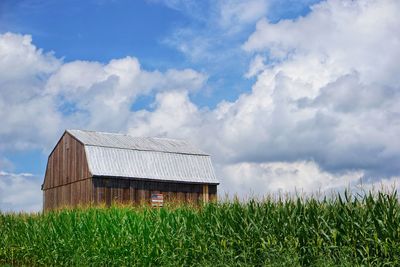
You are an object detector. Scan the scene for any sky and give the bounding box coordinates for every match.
[0,0,399,212]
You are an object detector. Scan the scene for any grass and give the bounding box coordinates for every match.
[1,191,400,266]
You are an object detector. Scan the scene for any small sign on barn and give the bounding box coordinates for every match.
[151,194,164,207]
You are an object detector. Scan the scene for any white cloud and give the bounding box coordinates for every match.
[245,54,266,78]
[218,0,269,33]
[129,0,400,187]
[127,90,201,138]
[243,0,400,86]
[356,176,400,194]
[0,32,207,151]
[0,32,62,151]
[218,160,364,197]
[46,56,207,132]
[0,171,42,212]
[234,0,400,177]
[0,33,59,82]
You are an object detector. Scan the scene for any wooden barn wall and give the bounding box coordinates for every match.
[92,178,218,205]
[209,185,217,201]
[43,132,91,190]
[43,179,92,211]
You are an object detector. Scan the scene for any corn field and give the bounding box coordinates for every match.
[1,191,400,266]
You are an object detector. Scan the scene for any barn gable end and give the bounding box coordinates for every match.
[42,131,92,210]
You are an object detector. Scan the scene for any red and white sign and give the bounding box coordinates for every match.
[151,194,164,207]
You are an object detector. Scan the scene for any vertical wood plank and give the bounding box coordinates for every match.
[203,184,209,203]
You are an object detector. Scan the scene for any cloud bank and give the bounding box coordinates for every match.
[0,171,42,212]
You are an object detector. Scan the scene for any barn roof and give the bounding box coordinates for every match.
[67,130,218,184]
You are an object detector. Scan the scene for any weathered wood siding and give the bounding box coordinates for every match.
[92,178,217,205]
[43,179,93,210]
[209,184,217,201]
[43,132,92,210]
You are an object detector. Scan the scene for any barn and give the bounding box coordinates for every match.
[41,130,219,210]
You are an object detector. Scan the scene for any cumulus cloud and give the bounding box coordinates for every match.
[46,56,207,132]
[243,0,400,86]
[129,0,400,192]
[218,160,364,197]
[0,171,42,212]
[128,90,202,138]
[236,0,400,178]
[0,33,59,82]
[0,32,207,152]
[245,54,266,78]
[0,33,62,151]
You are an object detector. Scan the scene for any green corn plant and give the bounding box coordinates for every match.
[1,191,400,266]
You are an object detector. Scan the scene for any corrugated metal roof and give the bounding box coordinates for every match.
[66,130,218,184]
[67,129,207,155]
[85,146,218,184]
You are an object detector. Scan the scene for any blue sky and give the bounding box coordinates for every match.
[1,1,186,64]
[1,0,399,211]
